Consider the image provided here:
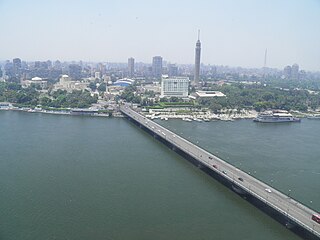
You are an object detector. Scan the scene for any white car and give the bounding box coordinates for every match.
[265,188,272,193]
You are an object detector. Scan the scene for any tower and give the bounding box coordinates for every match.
[264,48,267,68]
[152,56,163,79]
[194,30,201,86]
[263,48,267,77]
[291,63,299,79]
[128,57,135,78]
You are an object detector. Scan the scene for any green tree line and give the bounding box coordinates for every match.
[0,82,97,108]
[201,84,319,112]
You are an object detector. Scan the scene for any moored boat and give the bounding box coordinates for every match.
[182,117,192,122]
[253,111,300,123]
[307,115,320,120]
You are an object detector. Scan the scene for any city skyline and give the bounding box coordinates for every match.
[0,0,320,71]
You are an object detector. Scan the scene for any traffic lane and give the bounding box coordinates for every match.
[155,122,317,228]
[123,108,320,234]
[127,109,309,213]
[131,111,304,213]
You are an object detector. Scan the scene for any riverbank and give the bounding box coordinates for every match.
[0,107,124,118]
[1,104,319,121]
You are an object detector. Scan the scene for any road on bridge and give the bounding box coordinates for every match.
[120,105,320,238]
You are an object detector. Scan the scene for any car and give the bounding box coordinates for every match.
[209,156,213,160]
[222,170,227,174]
[238,177,244,182]
[265,188,272,193]
[312,213,320,224]
[212,164,218,169]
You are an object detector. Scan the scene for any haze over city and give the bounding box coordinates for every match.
[0,0,320,71]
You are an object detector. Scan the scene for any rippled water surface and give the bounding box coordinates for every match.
[0,111,319,240]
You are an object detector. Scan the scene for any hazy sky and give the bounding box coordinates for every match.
[0,0,319,70]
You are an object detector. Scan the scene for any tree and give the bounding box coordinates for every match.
[89,82,97,91]
[97,82,106,92]
[209,102,222,113]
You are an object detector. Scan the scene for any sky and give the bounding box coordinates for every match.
[0,0,319,71]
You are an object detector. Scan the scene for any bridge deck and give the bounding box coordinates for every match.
[120,105,320,238]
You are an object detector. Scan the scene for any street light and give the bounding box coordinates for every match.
[288,189,291,198]
[286,189,292,217]
[310,201,315,231]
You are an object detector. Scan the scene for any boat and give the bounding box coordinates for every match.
[203,118,210,122]
[307,115,320,120]
[70,108,99,116]
[182,117,192,122]
[253,111,300,123]
[193,118,202,122]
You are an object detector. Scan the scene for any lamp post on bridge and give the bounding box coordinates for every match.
[310,200,315,231]
[287,189,292,217]
[270,179,274,187]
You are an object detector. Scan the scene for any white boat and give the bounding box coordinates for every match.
[307,115,320,120]
[254,111,300,123]
[182,117,192,122]
[193,118,203,122]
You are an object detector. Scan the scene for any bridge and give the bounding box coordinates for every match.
[120,105,320,240]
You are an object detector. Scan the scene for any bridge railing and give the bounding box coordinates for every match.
[121,106,320,237]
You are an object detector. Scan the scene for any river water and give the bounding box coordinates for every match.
[0,111,319,240]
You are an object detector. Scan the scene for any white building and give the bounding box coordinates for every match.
[160,77,189,98]
[95,72,101,79]
[54,74,89,92]
[194,91,225,98]
[60,75,71,85]
[22,77,48,89]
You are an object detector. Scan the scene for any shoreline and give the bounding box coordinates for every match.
[1,107,319,122]
[0,108,123,118]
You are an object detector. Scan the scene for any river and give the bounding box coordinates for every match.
[0,110,319,240]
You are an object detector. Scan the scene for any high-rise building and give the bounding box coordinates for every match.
[46,60,52,69]
[4,61,14,77]
[161,76,189,98]
[152,56,163,78]
[54,60,62,70]
[283,65,292,79]
[12,58,22,78]
[291,63,299,79]
[95,72,101,79]
[40,61,49,69]
[13,58,22,69]
[68,64,82,80]
[168,64,178,77]
[194,30,201,86]
[98,63,106,75]
[34,61,41,69]
[128,57,135,78]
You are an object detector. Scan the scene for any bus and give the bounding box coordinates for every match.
[312,214,320,224]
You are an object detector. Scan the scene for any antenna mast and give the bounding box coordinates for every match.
[264,48,267,68]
